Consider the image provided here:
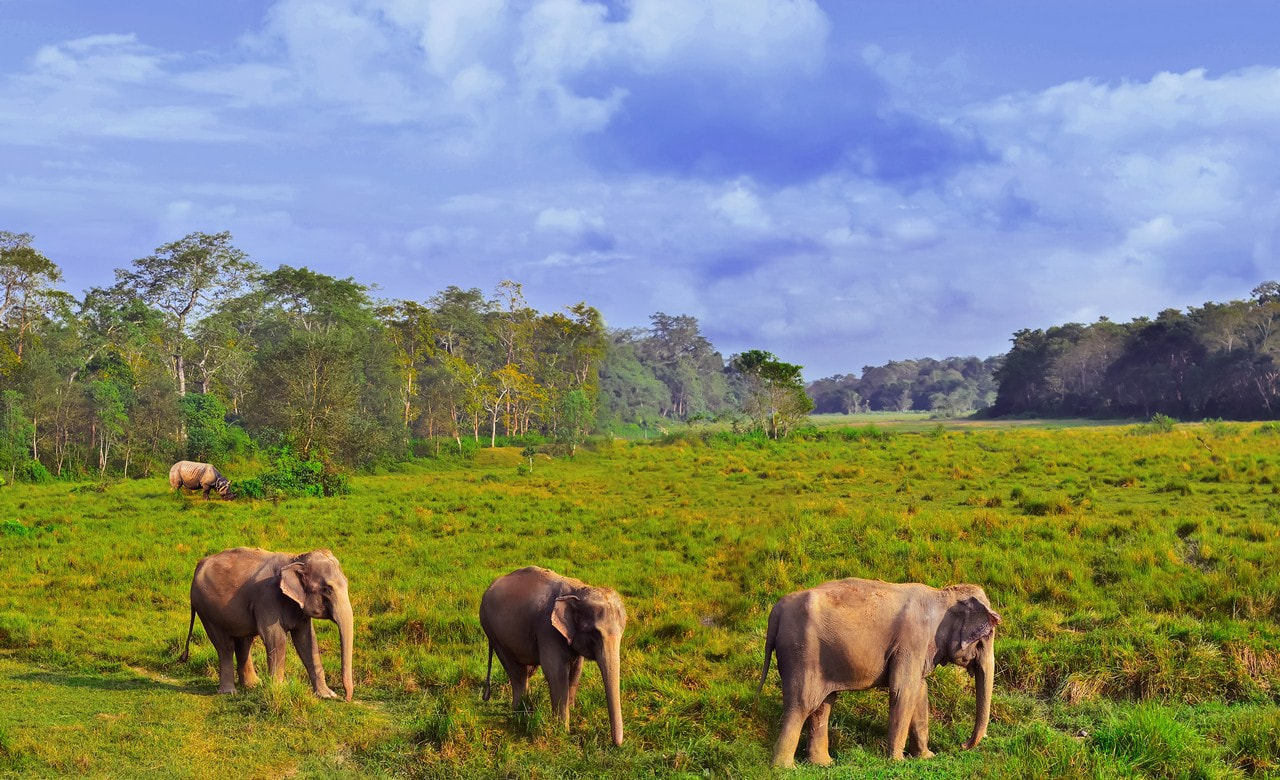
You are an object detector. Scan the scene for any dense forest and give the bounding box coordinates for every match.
[0,230,813,481]
[990,283,1280,420]
[807,356,1002,416]
[3,228,1278,482]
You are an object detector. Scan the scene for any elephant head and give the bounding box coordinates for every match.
[280,550,354,701]
[551,587,628,745]
[937,594,1002,750]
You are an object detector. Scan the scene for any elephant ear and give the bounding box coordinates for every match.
[279,562,308,608]
[960,599,1002,647]
[551,595,579,646]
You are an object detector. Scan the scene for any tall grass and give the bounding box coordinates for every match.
[1,420,1277,776]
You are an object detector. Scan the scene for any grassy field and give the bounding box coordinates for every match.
[2,420,1279,778]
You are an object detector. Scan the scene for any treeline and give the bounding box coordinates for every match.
[991,283,1280,419]
[808,356,1002,416]
[0,230,814,481]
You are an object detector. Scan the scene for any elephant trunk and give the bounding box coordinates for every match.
[598,633,624,746]
[963,637,995,750]
[335,594,355,702]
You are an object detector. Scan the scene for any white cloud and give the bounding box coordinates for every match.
[535,207,603,234]
[710,183,772,230]
[623,0,828,75]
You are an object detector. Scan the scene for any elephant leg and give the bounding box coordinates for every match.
[234,636,259,688]
[291,621,338,699]
[493,644,532,711]
[259,623,291,684]
[908,679,933,758]
[564,656,584,714]
[199,615,237,694]
[807,692,837,766]
[886,664,924,760]
[541,650,575,729]
[771,705,808,769]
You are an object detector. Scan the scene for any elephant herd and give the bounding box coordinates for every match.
[179,545,1000,768]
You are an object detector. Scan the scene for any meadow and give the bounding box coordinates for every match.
[1,419,1279,778]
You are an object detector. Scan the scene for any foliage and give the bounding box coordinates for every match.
[993,286,1280,420]
[235,447,350,499]
[731,349,814,438]
[809,355,1001,415]
[179,392,229,462]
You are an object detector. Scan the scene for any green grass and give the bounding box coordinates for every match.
[2,421,1279,777]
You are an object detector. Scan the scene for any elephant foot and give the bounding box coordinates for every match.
[809,754,834,767]
[314,686,340,700]
[217,684,236,695]
[771,758,796,770]
[915,748,935,760]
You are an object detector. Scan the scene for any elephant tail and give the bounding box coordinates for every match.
[178,604,196,663]
[482,642,494,701]
[754,604,779,711]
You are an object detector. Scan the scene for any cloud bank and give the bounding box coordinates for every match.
[1,0,1278,377]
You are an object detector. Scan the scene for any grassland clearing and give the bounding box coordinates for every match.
[1,421,1278,777]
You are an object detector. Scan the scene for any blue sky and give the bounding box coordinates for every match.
[3,0,1279,379]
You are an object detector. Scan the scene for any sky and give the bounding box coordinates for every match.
[3,0,1279,379]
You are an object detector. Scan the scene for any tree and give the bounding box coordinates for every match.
[732,349,814,439]
[181,393,230,462]
[114,231,256,395]
[244,267,399,466]
[1,231,71,372]
[637,313,734,419]
[377,300,437,428]
[556,388,594,455]
[0,390,34,484]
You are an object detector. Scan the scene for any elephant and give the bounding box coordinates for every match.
[170,460,232,499]
[179,547,354,701]
[479,566,627,745]
[757,577,1001,767]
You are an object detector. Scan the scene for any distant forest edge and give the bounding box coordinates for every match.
[809,281,1280,422]
[1,229,1278,480]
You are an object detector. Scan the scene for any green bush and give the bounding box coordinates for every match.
[238,447,350,499]
[1133,413,1178,435]
[15,460,51,484]
[410,437,479,460]
[180,393,230,462]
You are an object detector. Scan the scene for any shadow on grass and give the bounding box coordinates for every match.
[16,670,199,694]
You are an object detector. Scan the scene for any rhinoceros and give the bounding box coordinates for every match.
[169,460,232,499]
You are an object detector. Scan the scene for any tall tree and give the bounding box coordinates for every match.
[377,300,438,428]
[732,349,814,439]
[114,231,256,395]
[1,231,70,371]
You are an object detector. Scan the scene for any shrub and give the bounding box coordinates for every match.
[1157,479,1194,496]
[180,393,230,462]
[239,447,350,499]
[411,437,478,460]
[15,460,51,484]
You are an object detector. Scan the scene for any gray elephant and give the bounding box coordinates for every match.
[179,547,354,701]
[479,566,627,745]
[169,460,232,499]
[757,577,1001,767]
